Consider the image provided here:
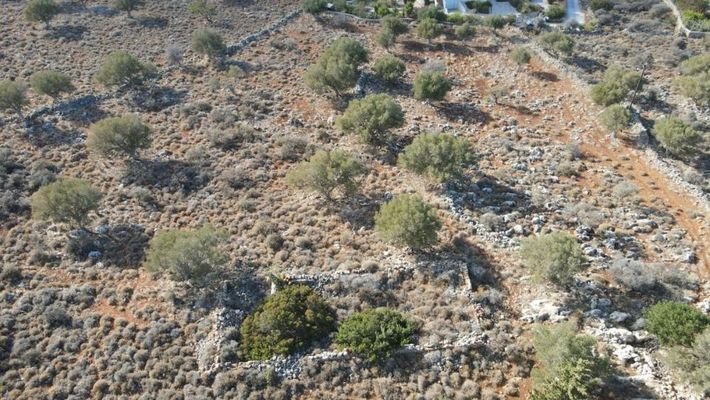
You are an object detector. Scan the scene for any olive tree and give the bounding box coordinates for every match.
[192,28,225,64]
[413,71,451,102]
[374,194,442,249]
[538,31,574,58]
[599,104,631,134]
[114,0,144,17]
[87,115,152,160]
[304,37,368,98]
[145,226,228,285]
[520,232,587,287]
[0,80,28,119]
[30,71,75,102]
[653,117,702,157]
[31,179,103,231]
[286,150,366,201]
[376,29,396,51]
[337,93,404,144]
[335,308,417,362]
[96,51,156,88]
[373,55,405,85]
[417,17,441,45]
[24,0,60,28]
[381,15,408,37]
[398,133,474,182]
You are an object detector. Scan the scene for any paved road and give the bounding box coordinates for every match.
[566,0,585,24]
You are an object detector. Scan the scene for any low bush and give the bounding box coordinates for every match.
[374,194,442,249]
[653,117,702,157]
[337,94,404,144]
[188,0,217,22]
[0,80,28,117]
[24,0,59,28]
[286,150,366,201]
[417,6,447,21]
[144,226,228,285]
[546,4,565,20]
[520,232,586,287]
[96,51,156,87]
[87,115,152,159]
[417,17,442,43]
[663,327,710,395]
[512,47,531,65]
[590,65,642,106]
[676,54,710,104]
[589,0,613,10]
[455,22,476,42]
[30,71,75,100]
[466,0,492,13]
[240,285,336,360]
[31,179,102,230]
[538,31,574,58]
[645,301,709,346]
[208,124,255,150]
[302,0,327,13]
[192,29,225,62]
[599,104,631,133]
[610,258,658,291]
[398,133,474,182]
[335,308,417,362]
[413,71,451,102]
[373,55,406,84]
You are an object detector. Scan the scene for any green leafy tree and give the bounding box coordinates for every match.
[590,65,643,106]
[417,17,441,44]
[240,285,336,360]
[589,0,613,10]
[486,15,507,32]
[192,28,226,64]
[520,232,586,287]
[645,301,709,346]
[398,133,474,182]
[114,0,144,17]
[304,37,368,98]
[286,150,366,201]
[512,47,531,66]
[96,51,156,88]
[189,0,217,23]
[454,22,476,43]
[30,71,75,101]
[413,71,451,102]
[530,322,612,400]
[375,194,442,248]
[87,115,152,160]
[302,0,327,14]
[653,117,702,157]
[24,0,60,28]
[599,104,631,133]
[381,15,408,36]
[663,327,710,395]
[31,179,102,231]
[337,94,404,144]
[417,6,446,21]
[335,308,417,362]
[145,226,227,285]
[0,80,28,119]
[373,55,406,85]
[538,31,575,58]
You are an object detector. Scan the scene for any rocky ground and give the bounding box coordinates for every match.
[0,0,708,399]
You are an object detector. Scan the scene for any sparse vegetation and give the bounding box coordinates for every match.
[31,179,102,230]
[87,115,152,159]
[286,150,366,201]
[645,301,709,346]
[398,133,474,182]
[538,31,575,58]
[653,117,702,157]
[96,51,156,87]
[520,232,586,286]
[375,194,442,249]
[145,226,228,285]
[335,308,417,362]
[240,285,336,360]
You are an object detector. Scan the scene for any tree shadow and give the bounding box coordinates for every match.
[48,24,87,41]
[133,16,169,29]
[130,86,187,112]
[124,159,211,194]
[44,94,108,126]
[436,102,491,125]
[66,224,149,268]
[26,122,83,147]
[456,173,533,216]
[336,194,381,230]
[399,39,431,53]
[89,5,119,17]
[570,56,605,74]
[530,70,559,82]
[470,44,500,53]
